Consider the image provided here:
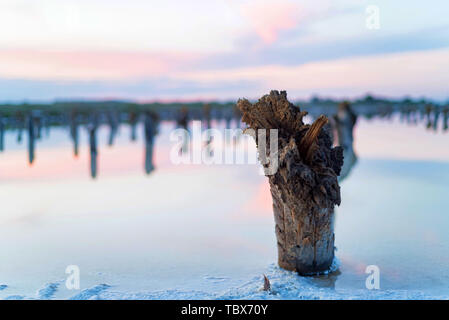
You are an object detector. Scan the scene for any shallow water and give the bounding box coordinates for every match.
[0,116,448,299]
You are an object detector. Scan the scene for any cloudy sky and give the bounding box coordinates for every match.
[0,0,448,102]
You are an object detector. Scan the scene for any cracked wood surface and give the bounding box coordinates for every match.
[238,90,343,275]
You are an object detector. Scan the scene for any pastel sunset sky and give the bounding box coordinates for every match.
[1,0,448,102]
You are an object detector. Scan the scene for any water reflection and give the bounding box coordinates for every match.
[1,100,449,299]
[107,110,119,147]
[334,102,357,182]
[69,111,80,157]
[443,107,449,131]
[129,111,138,142]
[88,113,99,179]
[0,99,447,179]
[144,111,158,175]
[176,107,189,155]
[0,115,4,152]
[27,114,35,165]
[310,269,342,289]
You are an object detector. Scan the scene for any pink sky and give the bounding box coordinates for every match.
[1,0,448,101]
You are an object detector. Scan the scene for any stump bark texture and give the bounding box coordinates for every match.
[238,91,344,275]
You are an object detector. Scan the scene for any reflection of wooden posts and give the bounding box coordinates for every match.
[129,111,138,141]
[177,107,189,155]
[224,108,233,144]
[443,107,448,132]
[144,112,158,174]
[177,107,189,129]
[224,108,232,128]
[233,104,242,145]
[18,126,23,143]
[69,111,79,157]
[334,101,357,181]
[401,105,416,124]
[425,104,433,129]
[418,103,426,121]
[42,112,50,137]
[203,104,213,157]
[233,104,242,128]
[35,116,42,139]
[88,115,98,179]
[203,104,211,129]
[0,115,4,152]
[107,110,119,146]
[238,91,343,275]
[432,106,440,132]
[17,112,24,143]
[27,115,35,165]
[410,106,418,124]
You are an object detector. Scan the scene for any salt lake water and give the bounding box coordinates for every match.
[0,115,448,299]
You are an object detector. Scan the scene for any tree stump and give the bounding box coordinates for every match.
[238,91,343,275]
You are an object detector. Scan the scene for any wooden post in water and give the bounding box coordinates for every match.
[0,115,4,152]
[334,101,357,182]
[238,91,343,275]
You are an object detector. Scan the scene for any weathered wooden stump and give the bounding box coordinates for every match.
[238,91,343,275]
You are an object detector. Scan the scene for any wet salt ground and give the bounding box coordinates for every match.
[0,119,449,299]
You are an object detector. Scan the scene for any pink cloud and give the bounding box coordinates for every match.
[240,1,302,44]
[0,49,202,80]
